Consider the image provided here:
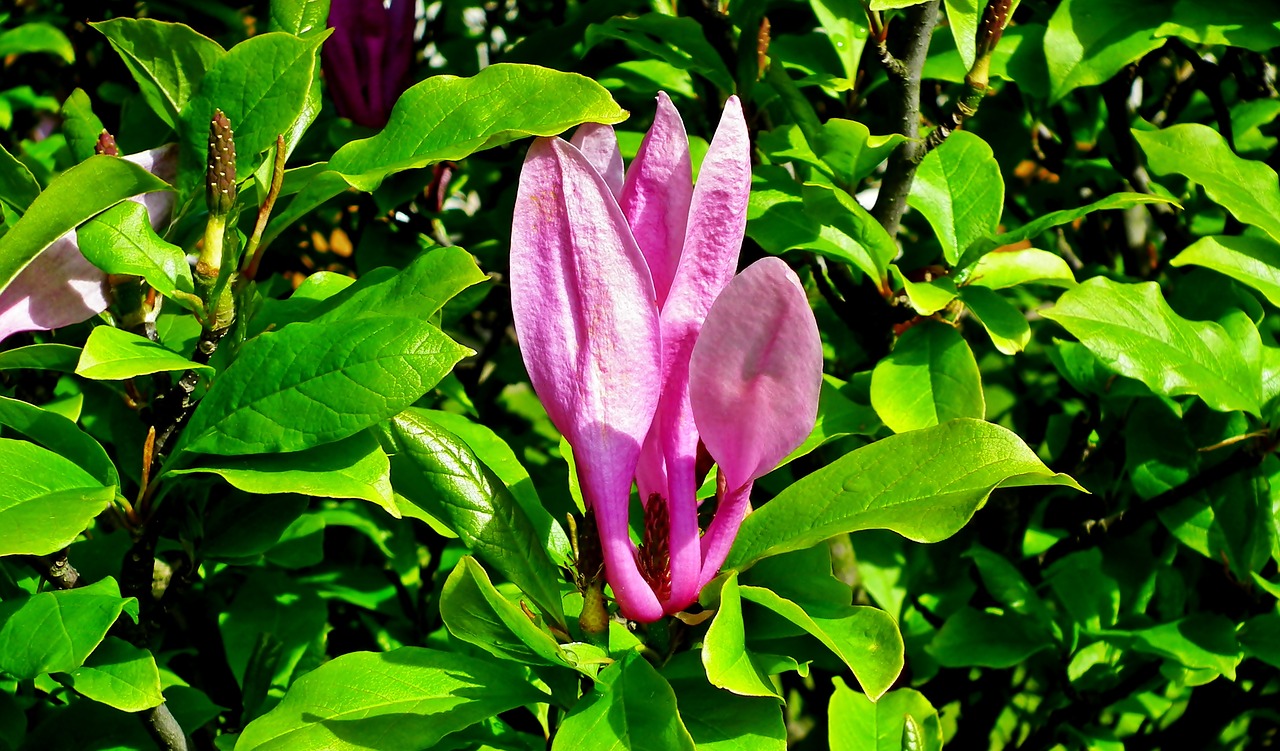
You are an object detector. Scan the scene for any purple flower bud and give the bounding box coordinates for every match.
[321,0,416,129]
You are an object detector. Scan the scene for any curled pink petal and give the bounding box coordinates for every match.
[510,137,664,622]
[570,123,624,199]
[620,92,693,308]
[697,481,752,589]
[0,234,109,344]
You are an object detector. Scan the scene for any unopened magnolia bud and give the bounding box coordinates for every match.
[95,130,119,157]
[206,109,236,217]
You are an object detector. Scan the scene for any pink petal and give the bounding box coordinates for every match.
[619,92,692,308]
[570,123,624,199]
[509,137,664,622]
[689,258,823,584]
[0,234,109,344]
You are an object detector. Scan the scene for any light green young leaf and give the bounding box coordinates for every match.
[829,681,942,751]
[330,64,627,192]
[728,419,1083,569]
[804,183,898,280]
[945,0,984,69]
[91,18,225,128]
[0,22,74,63]
[703,574,781,699]
[0,438,115,557]
[871,321,984,432]
[65,637,163,712]
[740,586,904,701]
[1171,235,1280,307]
[964,248,1076,288]
[1154,0,1280,53]
[889,266,957,315]
[0,394,117,486]
[815,120,906,188]
[0,156,171,297]
[809,0,870,85]
[307,247,488,326]
[0,578,137,681]
[0,142,40,213]
[961,286,1031,355]
[1040,277,1262,414]
[169,431,395,515]
[1134,123,1280,244]
[0,344,80,373]
[181,316,470,456]
[1043,0,1168,103]
[60,89,107,163]
[77,201,198,309]
[907,130,1003,265]
[552,651,696,751]
[269,0,332,37]
[76,327,208,381]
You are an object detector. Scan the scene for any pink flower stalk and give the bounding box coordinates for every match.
[322,0,416,129]
[0,145,178,345]
[511,93,823,622]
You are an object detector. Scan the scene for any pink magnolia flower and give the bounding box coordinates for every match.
[0,145,178,345]
[322,0,416,129]
[511,93,823,622]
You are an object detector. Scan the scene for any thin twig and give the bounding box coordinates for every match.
[241,135,289,282]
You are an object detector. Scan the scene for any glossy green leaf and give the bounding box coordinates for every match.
[803,182,898,280]
[961,286,1031,355]
[739,586,903,701]
[1044,0,1168,103]
[703,574,781,699]
[928,607,1055,668]
[0,156,171,297]
[1154,0,1280,53]
[907,131,1003,265]
[552,651,696,751]
[586,14,734,91]
[181,316,469,455]
[671,678,787,751]
[0,578,137,681]
[60,89,107,164]
[0,394,117,487]
[76,327,207,381]
[728,419,1083,569]
[889,266,957,315]
[387,409,565,624]
[964,248,1076,289]
[0,438,115,557]
[815,120,905,188]
[944,0,983,69]
[747,168,885,277]
[1171,235,1280,307]
[829,681,942,751]
[235,647,544,751]
[329,64,627,191]
[169,431,394,513]
[1135,124,1280,243]
[179,32,327,196]
[91,18,225,128]
[441,557,580,671]
[269,0,331,36]
[307,247,488,326]
[65,637,163,712]
[77,201,197,308]
[0,22,73,63]
[1040,277,1262,414]
[0,142,39,213]
[871,321,984,433]
[785,377,883,463]
[0,344,81,373]
[1124,398,1195,500]
[1096,615,1242,680]
[809,1,869,85]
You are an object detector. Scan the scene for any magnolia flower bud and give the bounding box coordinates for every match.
[206,109,236,218]
[95,130,120,157]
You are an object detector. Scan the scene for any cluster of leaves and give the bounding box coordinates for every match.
[1,0,1278,749]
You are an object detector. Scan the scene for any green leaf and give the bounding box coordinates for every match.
[586,14,734,92]
[944,0,983,69]
[739,585,904,701]
[77,201,198,309]
[329,64,627,192]
[670,678,787,751]
[0,22,73,63]
[181,316,469,455]
[703,574,781,699]
[728,419,1083,569]
[871,321,984,433]
[815,120,906,188]
[907,131,1004,265]
[928,607,1055,668]
[76,327,208,381]
[785,377,883,463]
[1238,613,1280,670]
[964,546,1054,622]
[0,142,40,213]
[0,438,115,557]
[1043,0,1168,103]
[0,578,137,681]
[1154,0,1280,53]
[441,557,582,671]
[0,155,172,297]
[1171,235,1280,307]
[386,410,566,625]
[202,492,309,562]
[234,647,547,751]
[888,266,957,315]
[1135,123,1280,244]
[802,182,898,280]
[307,247,488,326]
[828,681,943,751]
[809,1,869,85]
[960,286,1031,355]
[60,89,107,164]
[169,431,394,514]
[0,394,117,487]
[964,248,1076,288]
[179,32,327,196]
[219,570,327,693]
[269,0,331,37]
[91,18,225,129]
[1097,615,1242,680]
[65,637,163,712]
[0,343,80,373]
[552,651,696,751]
[1040,277,1262,414]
